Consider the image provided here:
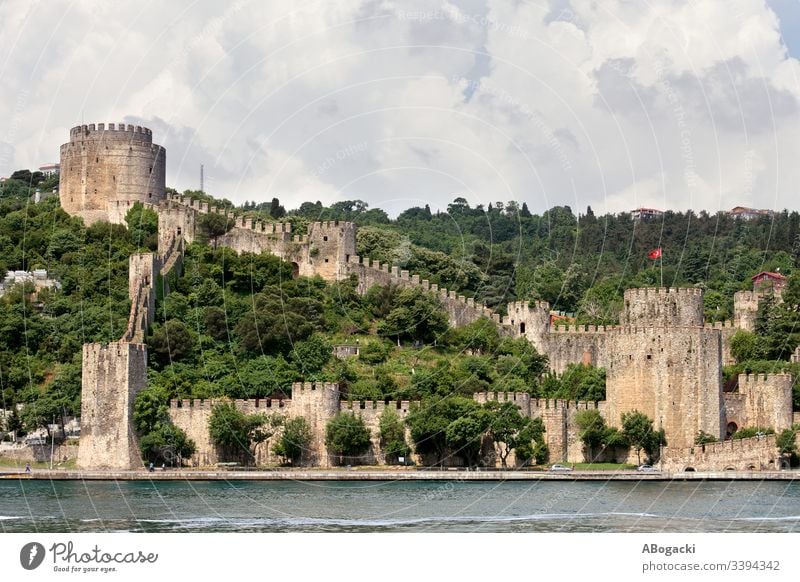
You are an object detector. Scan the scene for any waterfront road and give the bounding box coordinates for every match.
[1,469,798,481]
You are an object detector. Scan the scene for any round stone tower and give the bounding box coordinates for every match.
[59,123,166,225]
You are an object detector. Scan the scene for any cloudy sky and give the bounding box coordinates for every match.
[1,0,798,216]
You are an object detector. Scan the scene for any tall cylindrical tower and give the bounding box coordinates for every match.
[59,123,166,225]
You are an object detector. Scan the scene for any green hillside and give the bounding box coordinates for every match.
[1,176,799,451]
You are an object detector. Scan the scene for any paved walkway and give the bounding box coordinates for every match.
[2,469,798,481]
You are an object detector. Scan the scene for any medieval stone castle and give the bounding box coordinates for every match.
[61,123,798,472]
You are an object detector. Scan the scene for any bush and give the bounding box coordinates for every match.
[694,430,718,445]
[359,340,393,365]
[732,426,774,440]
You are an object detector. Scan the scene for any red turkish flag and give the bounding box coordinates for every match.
[648,248,662,259]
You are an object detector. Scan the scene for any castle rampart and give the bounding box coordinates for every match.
[723,374,794,434]
[345,254,504,328]
[167,388,419,467]
[59,123,166,225]
[660,434,782,472]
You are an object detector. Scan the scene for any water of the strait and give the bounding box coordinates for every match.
[1,479,799,532]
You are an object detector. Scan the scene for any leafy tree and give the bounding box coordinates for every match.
[235,288,323,354]
[125,202,159,250]
[198,212,233,247]
[379,408,410,463]
[554,364,606,401]
[483,400,534,467]
[359,340,393,364]
[325,412,372,463]
[208,401,276,463]
[406,397,480,466]
[575,409,607,458]
[445,412,489,467]
[729,330,765,363]
[149,320,196,366]
[449,317,500,354]
[377,287,449,345]
[515,418,548,465]
[621,410,664,464]
[139,423,196,466]
[289,334,332,378]
[269,197,286,219]
[273,416,312,465]
[133,385,170,433]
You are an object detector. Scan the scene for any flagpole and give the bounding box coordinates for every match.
[660,253,663,287]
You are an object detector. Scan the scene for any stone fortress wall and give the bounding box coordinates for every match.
[59,123,166,225]
[158,193,504,328]
[659,432,800,472]
[64,122,796,471]
[722,374,794,436]
[169,382,416,467]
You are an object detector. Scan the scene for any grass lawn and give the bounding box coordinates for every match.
[0,457,77,470]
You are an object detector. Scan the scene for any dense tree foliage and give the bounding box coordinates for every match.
[208,402,275,463]
[324,412,372,463]
[378,408,410,464]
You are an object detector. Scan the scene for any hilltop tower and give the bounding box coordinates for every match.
[59,123,166,225]
[300,221,356,280]
[620,287,705,327]
[504,300,551,353]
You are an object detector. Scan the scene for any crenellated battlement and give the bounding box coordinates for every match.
[83,341,148,357]
[704,320,734,329]
[474,391,532,405]
[624,287,703,299]
[505,299,551,313]
[290,381,340,398]
[341,399,413,413]
[69,123,153,141]
[473,392,601,411]
[164,195,293,233]
[169,397,288,410]
[674,434,777,456]
[345,253,506,330]
[738,372,794,388]
[530,398,601,411]
[549,324,615,334]
[310,220,356,231]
